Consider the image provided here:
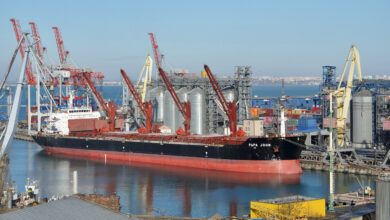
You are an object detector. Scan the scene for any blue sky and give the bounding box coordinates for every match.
[0,0,389,80]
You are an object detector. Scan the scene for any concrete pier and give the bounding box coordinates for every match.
[14,129,34,142]
[300,149,390,176]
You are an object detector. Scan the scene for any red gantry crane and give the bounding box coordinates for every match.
[148,33,161,69]
[120,69,154,133]
[29,22,44,61]
[81,73,116,131]
[51,26,104,87]
[158,67,191,135]
[29,21,59,86]
[204,65,244,137]
[52,26,68,65]
[10,18,36,85]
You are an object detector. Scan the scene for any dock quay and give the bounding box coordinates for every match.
[0,155,9,196]
[14,129,34,142]
[300,147,390,176]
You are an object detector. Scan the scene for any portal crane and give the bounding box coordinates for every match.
[148,33,162,69]
[158,67,191,135]
[204,65,244,137]
[29,22,44,61]
[52,26,103,86]
[52,26,68,65]
[120,69,153,133]
[81,73,116,131]
[333,45,363,147]
[10,18,36,85]
[136,55,153,102]
[29,21,58,86]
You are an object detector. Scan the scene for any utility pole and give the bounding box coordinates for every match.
[328,92,335,212]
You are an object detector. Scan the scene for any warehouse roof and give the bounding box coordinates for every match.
[0,197,131,220]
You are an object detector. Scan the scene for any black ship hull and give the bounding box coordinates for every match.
[33,135,305,174]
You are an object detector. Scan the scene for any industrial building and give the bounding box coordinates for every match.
[122,66,252,135]
[320,65,390,150]
[250,195,326,219]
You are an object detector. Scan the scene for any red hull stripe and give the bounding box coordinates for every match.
[44,147,302,174]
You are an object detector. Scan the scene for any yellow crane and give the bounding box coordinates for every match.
[136,55,153,102]
[333,45,363,147]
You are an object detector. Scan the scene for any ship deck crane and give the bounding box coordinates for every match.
[10,18,35,85]
[158,67,191,135]
[81,73,116,131]
[148,33,161,69]
[120,69,153,133]
[333,45,363,147]
[204,65,244,137]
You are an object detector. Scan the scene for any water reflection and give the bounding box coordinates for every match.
[44,151,302,186]
[8,140,376,218]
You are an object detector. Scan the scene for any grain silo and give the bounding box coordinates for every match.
[189,88,206,134]
[352,89,373,148]
[163,89,177,132]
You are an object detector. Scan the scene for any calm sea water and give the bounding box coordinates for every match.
[5,85,376,217]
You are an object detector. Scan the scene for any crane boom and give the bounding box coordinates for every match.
[52,27,68,64]
[204,65,238,136]
[148,33,161,69]
[333,45,363,147]
[158,67,191,135]
[136,56,153,102]
[120,69,153,132]
[10,18,35,85]
[29,21,55,84]
[29,22,44,60]
[0,44,29,157]
[81,73,116,131]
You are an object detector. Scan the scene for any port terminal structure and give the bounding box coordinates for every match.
[8,18,106,136]
[5,21,253,138]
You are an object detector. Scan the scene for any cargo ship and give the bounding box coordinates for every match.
[32,106,305,174]
[31,63,306,175]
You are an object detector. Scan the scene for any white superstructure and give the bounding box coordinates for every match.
[44,107,101,135]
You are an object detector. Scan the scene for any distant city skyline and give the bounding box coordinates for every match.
[0,0,389,81]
